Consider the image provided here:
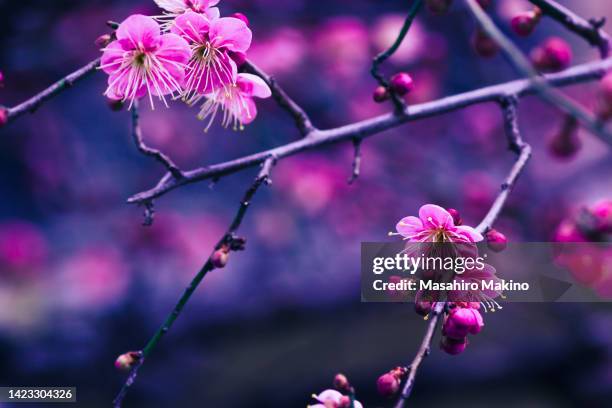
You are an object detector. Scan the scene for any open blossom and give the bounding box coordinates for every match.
[449,263,504,310]
[198,73,271,130]
[395,204,483,243]
[100,15,190,108]
[171,11,252,103]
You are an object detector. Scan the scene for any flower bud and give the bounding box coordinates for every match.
[415,300,432,316]
[510,11,540,37]
[390,72,414,96]
[211,249,229,268]
[107,98,124,112]
[472,29,499,58]
[373,86,389,103]
[442,307,484,339]
[376,372,400,397]
[440,335,468,355]
[95,34,113,48]
[114,351,140,371]
[0,107,8,127]
[486,229,507,252]
[548,115,580,159]
[333,373,350,392]
[531,37,572,72]
[232,12,250,27]
[591,200,612,234]
[426,0,453,15]
[447,208,462,226]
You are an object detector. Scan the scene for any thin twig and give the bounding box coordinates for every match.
[370,0,423,110]
[347,138,362,184]
[476,97,532,234]
[127,57,612,204]
[241,60,316,137]
[3,58,101,124]
[113,156,276,408]
[394,302,445,408]
[530,0,610,58]
[464,0,612,147]
[131,101,184,180]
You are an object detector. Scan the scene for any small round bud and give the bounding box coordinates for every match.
[390,72,414,96]
[442,307,484,339]
[376,372,400,397]
[426,0,453,15]
[95,33,112,48]
[114,351,140,371]
[333,373,350,392]
[486,229,508,252]
[472,29,499,58]
[447,208,462,226]
[232,12,250,27]
[414,300,432,316]
[510,11,540,37]
[373,86,389,103]
[531,37,572,73]
[548,116,580,158]
[440,335,468,355]
[107,98,124,112]
[0,107,8,127]
[211,249,229,268]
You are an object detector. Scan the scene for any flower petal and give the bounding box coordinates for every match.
[454,225,484,242]
[193,0,221,11]
[100,40,126,75]
[154,0,188,13]
[205,7,220,20]
[209,17,252,53]
[171,11,211,43]
[237,97,258,125]
[156,33,191,65]
[236,73,272,98]
[116,15,161,50]
[419,204,453,230]
[396,216,424,238]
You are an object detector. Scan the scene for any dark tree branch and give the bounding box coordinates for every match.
[128,57,612,205]
[347,138,362,184]
[3,58,101,124]
[464,0,612,147]
[113,156,276,408]
[131,101,184,180]
[394,302,445,408]
[241,61,316,137]
[530,0,611,58]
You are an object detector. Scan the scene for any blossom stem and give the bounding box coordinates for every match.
[112,156,276,408]
[128,56,612,205]
[394,302,445,408]
[3,58,101,124]
[529,0,610,58]
[464,0,612,147]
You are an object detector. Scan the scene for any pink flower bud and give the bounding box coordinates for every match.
[440,335,468,355]
[426,0,453,15]
[442,307,484,339]
[114,351,140,371]
[390,72,414,96]
[0,107,8,127]
[373,86,389,103]
[548,116,580,159]
[531,37,572,72]
[447,208,462,226]
[591,200,612,234]
[472,29,499,58]
[211,249,229,268]
[333,373,350,392]
[510,12,539,37]
[376,372,400,397]
[414,300,432,316]
[486,228,507,252]
[232,12,250,27]
[95,33,113,48]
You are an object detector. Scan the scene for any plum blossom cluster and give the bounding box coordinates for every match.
[99,0,271,131]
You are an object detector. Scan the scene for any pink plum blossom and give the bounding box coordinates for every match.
[395,204,483,243]
[309,389,363,408]
[100,15,190,109]
[449,263,504,309]
[171,12,252,103]
[198,73,271,130]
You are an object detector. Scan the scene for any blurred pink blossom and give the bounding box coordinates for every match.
[0,221,48,272]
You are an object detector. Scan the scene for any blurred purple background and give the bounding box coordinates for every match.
[0,0,611,406]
